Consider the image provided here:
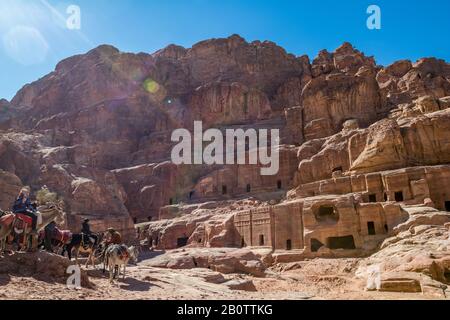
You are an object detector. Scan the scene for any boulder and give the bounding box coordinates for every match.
[144,248,267,277]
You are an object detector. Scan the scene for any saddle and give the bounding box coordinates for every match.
[13,214,33,232]
[56,229,72,244]
[39,228,72,244]
[116,245,130,260]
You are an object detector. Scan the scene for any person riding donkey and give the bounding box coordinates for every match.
[101,227,122,257]
[12,187,38,235]
[105,227,122,246]
[81,219,92,235]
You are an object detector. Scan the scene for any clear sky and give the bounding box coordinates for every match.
[1,0,449,100]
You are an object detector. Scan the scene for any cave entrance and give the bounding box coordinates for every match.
[315,205,339,223]
[286,239,292,251]
[169,198,174,205]
[246,184,251,193]
[332,166,343,173]
[259,235,265,246]
[311,238,324,252]
[368,194,377,203]
[222,185,228,195]
[327,235,356,250]
[367,221,376,235]
[444,269,450,283]
[277,180,282,190]
[394,191,404,202]
[241,238,246,248]
[177,237,189,248]
[445,201,450,212]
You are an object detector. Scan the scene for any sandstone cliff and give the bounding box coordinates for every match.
[1,34,449,243]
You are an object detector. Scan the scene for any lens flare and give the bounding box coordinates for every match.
[143,78,160,94]
[2,25,49,66]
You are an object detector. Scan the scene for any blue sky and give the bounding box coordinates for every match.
[0,0,449,100]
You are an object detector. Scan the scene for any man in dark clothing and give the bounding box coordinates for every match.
[81,219,91,235]
[12,187,38,233]
[44,221,57,252]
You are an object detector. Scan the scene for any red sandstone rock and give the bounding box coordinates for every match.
[1,35,450,252]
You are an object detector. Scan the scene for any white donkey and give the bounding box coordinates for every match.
[103,244,139,283]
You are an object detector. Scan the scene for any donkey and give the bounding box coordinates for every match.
[0,202,65,252]
[103,244,138,283]
[0,211,13,253]
[63,233,100,268]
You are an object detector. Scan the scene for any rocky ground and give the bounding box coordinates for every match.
[1,212,449,301]
[0,255,445,300]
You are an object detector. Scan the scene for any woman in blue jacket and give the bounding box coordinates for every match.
[12,187,38,234]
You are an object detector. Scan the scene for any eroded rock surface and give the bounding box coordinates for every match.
[1,35,450,299]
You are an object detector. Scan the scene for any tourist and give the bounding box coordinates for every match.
[12,187,38,234]
[81,218,92,235]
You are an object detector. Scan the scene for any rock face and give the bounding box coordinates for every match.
[302,43,382,140]
[0,170,22,210]
[1,34,450,253]
[0,252,91,287]
[356,208,450,296]
[143,247,267,277]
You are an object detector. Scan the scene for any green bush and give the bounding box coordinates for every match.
[36,186,59,205]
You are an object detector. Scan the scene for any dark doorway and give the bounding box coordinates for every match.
[384,193,388,202]
[277,180,282,189]
[169,198,173,205]
[368,194,377,203]
[311,238,324,252]
[189,191,194,200]
[241,238,246,248]
[367,221,376,235]
[259,235,265,246]
[177,237,189,248]
[395,191,404,202]
[222,185,228,195]
[246,184,251,193]
[384,224,389,232]
[315,205,339,223]
[445,201,450,212]
[133,217,138,224]
[327,235,356,250]
[286,239,292,251]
